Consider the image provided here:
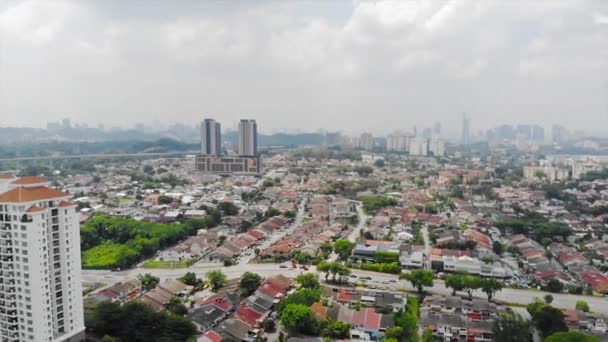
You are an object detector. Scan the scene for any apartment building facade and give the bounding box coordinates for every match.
[0,175,84,342]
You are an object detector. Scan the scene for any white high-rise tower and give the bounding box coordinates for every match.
[0,175,85,342]
[200,119,222,156]
[238,119,258,157]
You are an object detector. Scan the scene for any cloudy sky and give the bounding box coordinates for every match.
[1,0,607,136]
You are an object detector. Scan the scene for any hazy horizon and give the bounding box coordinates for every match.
[1,0,608,135]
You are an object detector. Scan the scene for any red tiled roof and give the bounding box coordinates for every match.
[0,186,69,203]
[0,174,16,179]
[580,271,608,293]
[351,308,381,329]
[198,295,233,312]
[58,200,75,207]
[26,205,44,213]
[337,288,355,303]
[234,304,263,327]
[10,176,47,185]
[310,302,327,319]
[201,330,223,342]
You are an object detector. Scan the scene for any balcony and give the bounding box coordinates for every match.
[20,215,32,223]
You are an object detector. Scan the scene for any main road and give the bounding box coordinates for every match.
[83,263,608,315]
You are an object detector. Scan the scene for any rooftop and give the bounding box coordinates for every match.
[0,186,69,203]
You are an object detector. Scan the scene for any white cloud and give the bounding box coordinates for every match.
[0,0,607,135]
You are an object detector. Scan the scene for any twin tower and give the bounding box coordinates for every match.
[196,119,261,175]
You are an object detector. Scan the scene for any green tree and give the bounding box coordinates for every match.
[544,332,600,342]
[575,300,590,312]
[528,302,568,338]
[493,241,504,255]
[263,318,276,332]
[374,159,385,167]
[217,202,239,216]
[179,272,198,286]
[400,270,433,295]
[296,273,321,289]
[445,274,466,296]
[276,288,322,314]
[492,309,532,342]
[384,326,404,339]
[158,195,173,204]
[319,318,350,338]
[422,328,434,342]
[88,301,196,342]
[544,294,554,304]
[240,272,263,296]
[280,304,317,335]
[354,165,374,177]
[333,239,355,260]
[206,270,227,291]
[137,273,160,291]
[480,278,504,301]
[462,275,481,300]
[545,279,564,293]
[166,297,188,316]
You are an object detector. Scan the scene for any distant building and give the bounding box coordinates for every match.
[552,124,569,145]
[196,156,261,175]
[433,122,441,137]
[386,132,413,153]
[409,139,429,156]
[532,125,545,143]
[201,118,222,156]
[358,133,374,151]
[238,119,258,157]
[196,119,261,176]
[429,139,446,157]
[461,113,470,145]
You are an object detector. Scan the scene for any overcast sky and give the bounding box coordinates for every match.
[1,0,607,136]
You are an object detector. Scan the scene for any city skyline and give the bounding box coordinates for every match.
[0,1,607,133]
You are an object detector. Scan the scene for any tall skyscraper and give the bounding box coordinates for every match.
[238,119,258,156]
[358,133,374,151]
[433,122,441,137]
[461,113,470,145]
[200,119,222,156]
[0,175,85,342]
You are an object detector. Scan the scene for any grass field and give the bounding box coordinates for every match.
[142,259,195,268]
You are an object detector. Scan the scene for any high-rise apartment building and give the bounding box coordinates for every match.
[238,119,258,157]
[461,114,470,145]
[0,175,85,342]
[358,133,374,151]
[200,119,222,156]
[386,132,414,153]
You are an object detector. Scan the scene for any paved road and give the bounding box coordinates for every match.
[83,263,608,315]
[329,203,367,261]
[239,196,309,264]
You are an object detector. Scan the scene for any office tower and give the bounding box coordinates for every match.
[516,124,532,140]
[494,124,516,142]
[238,119,258,157]
[0,175,85,342]
[433,122,441,137]
[532,125,545,143]
[461,113,470,145]
[429,139,446,156]
[200,119,222,156]
[324,132,342,147]
[422,128,433,139]
[409,139,429,156]
[358,133,374,151]
[552,124,569,145]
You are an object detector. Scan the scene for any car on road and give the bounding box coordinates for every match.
[279,265,288,268]
[360,276,372,280]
